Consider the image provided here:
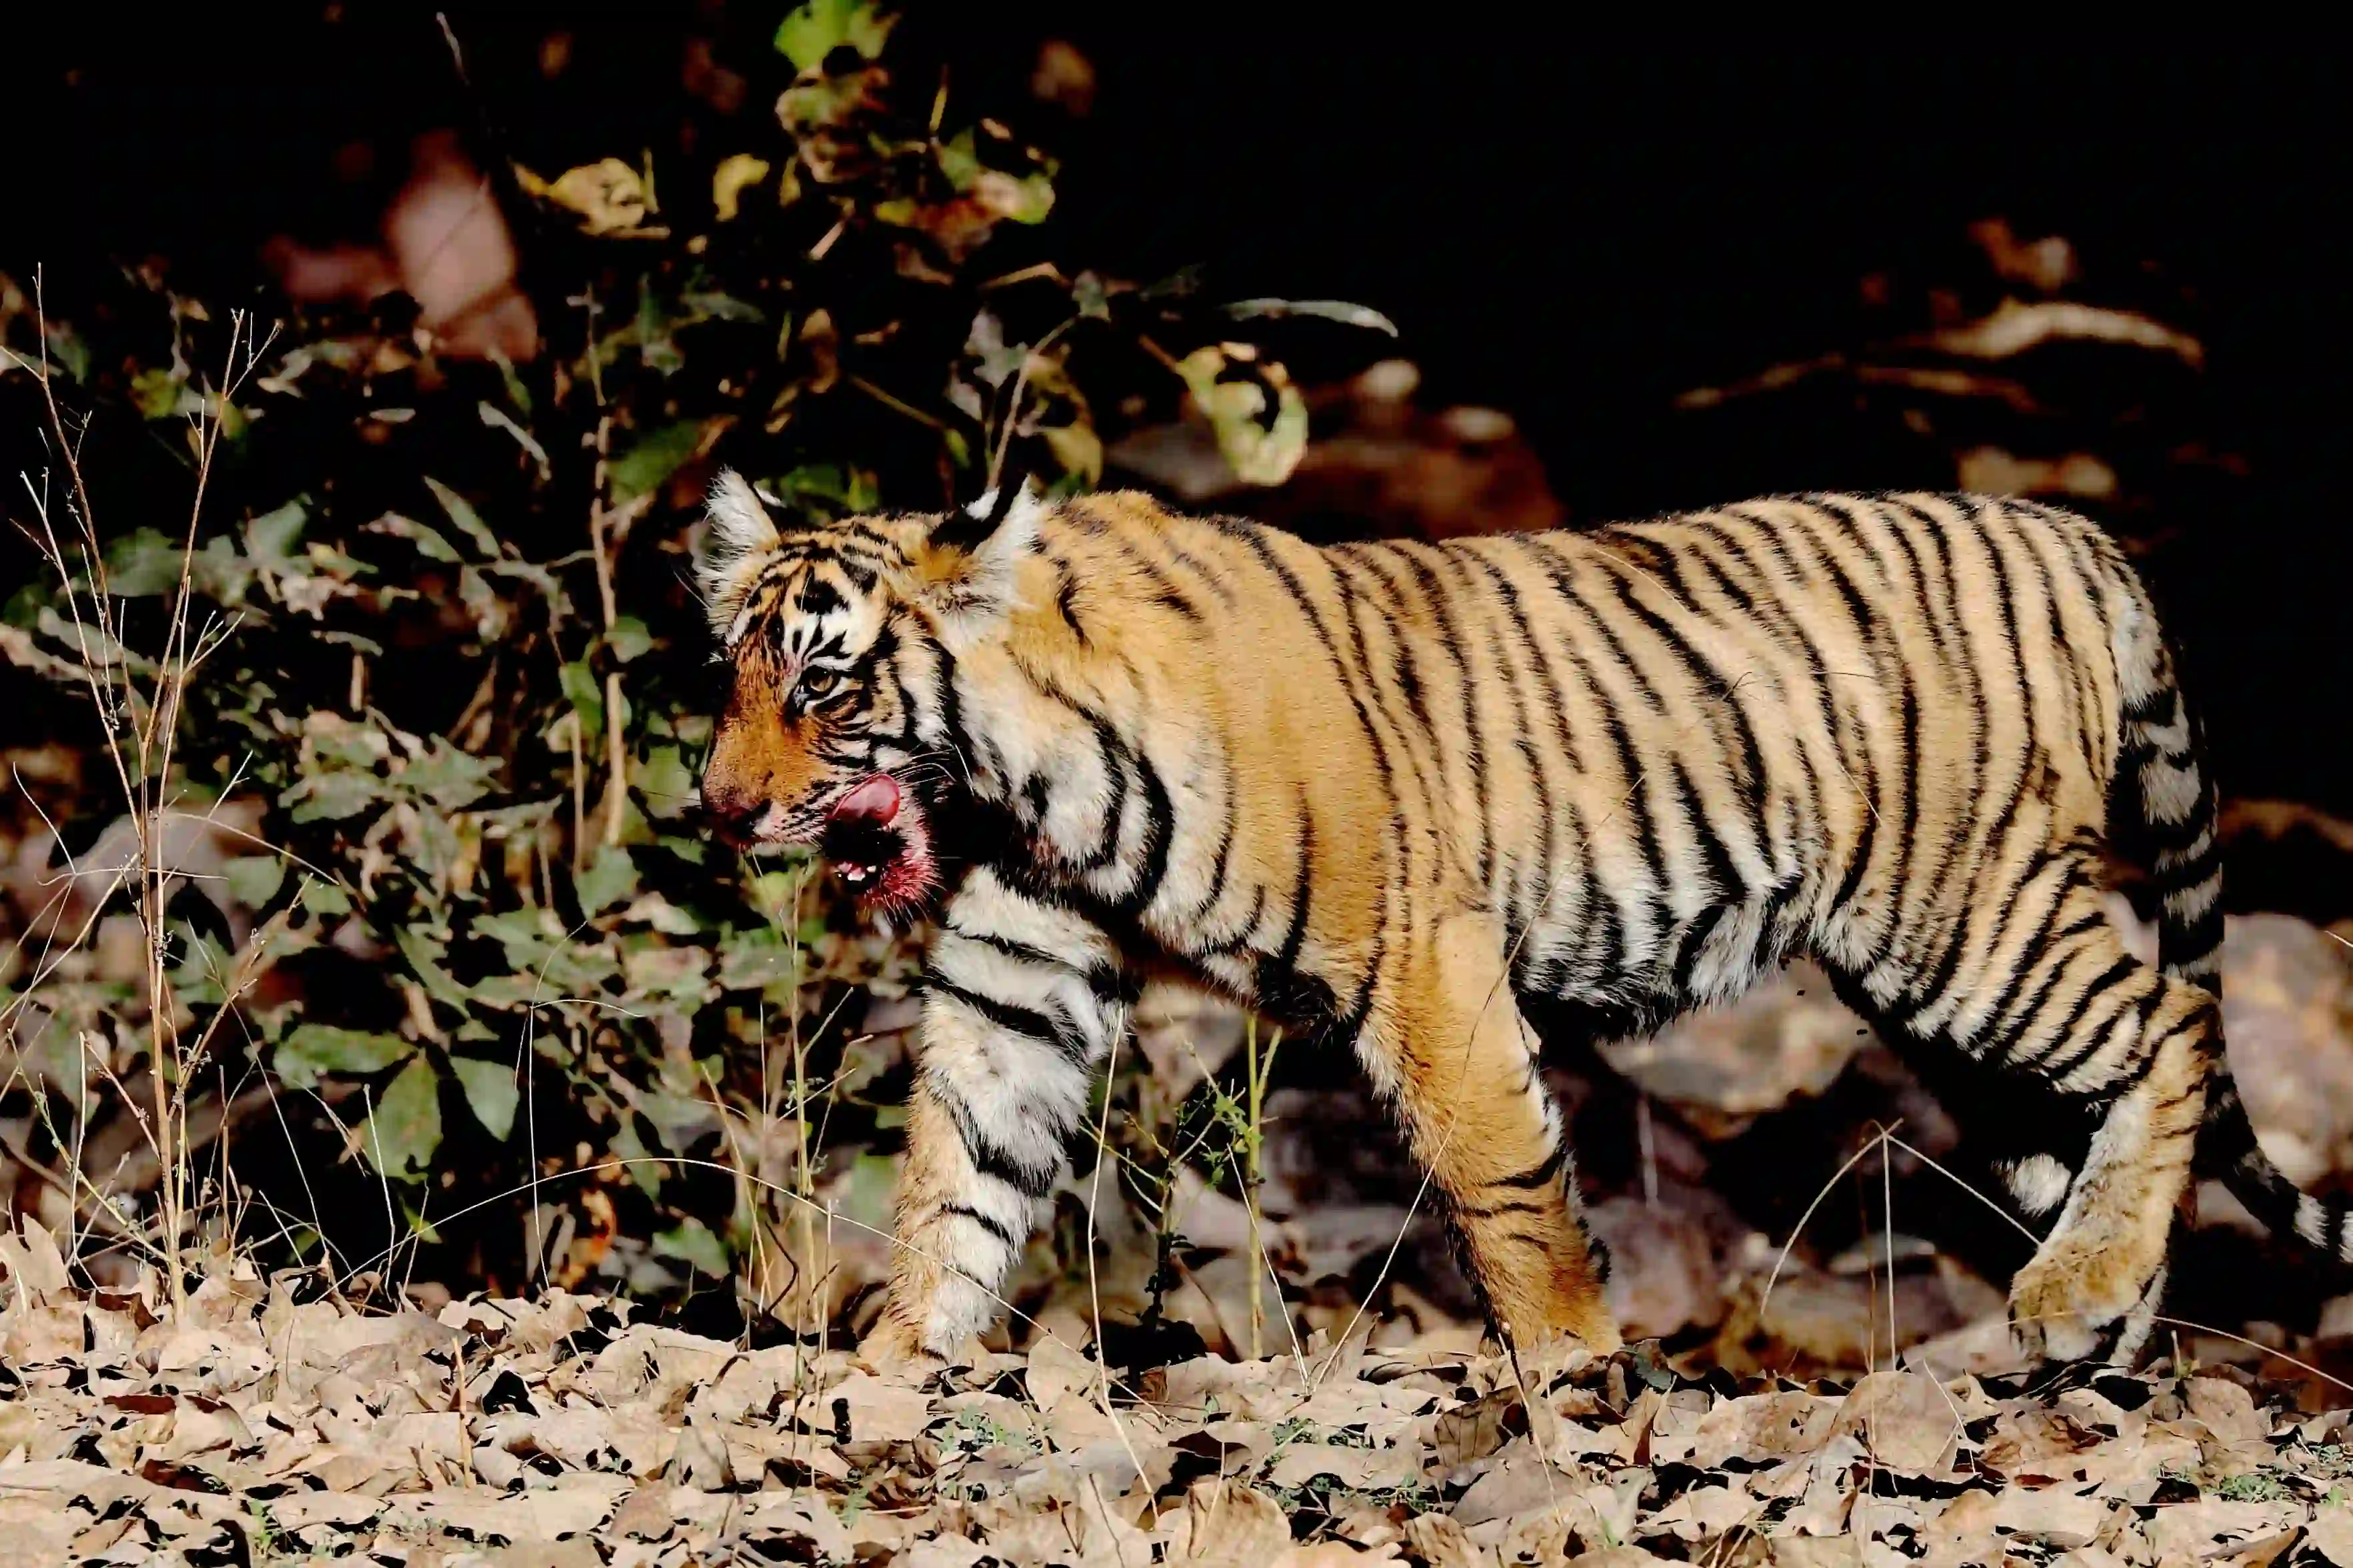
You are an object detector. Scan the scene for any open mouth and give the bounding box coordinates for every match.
[818,773,935,904]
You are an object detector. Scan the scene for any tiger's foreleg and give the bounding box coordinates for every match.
[862,870,1131,1368]
[1366,910,1622,1357]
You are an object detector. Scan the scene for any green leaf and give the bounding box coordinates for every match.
[577,845,639,916]
[1217,297,1400,335]
[396,1193,443,1244]
[371,512,462,563]
[283,771,383,824]
[1174,345,1310,487]
[130,367,190,420]
[451,1056,520,1141]
[363,1056,443,1180]
[608,420,704,504]
[423,476,499,558]
[41,321,91,383]
[222,854,287,909]
[102,528,187,597]
[471,907,623,994]
[277,1025,413,1092]
[679,289,764,323]
[397,740,500,810]
[773,0,893,71]
[187,534,255,605]
[653,1217,729,1277]
[169,929,234,1010]
[937,129,983,194]
[483,558,573,624]
[607,615,654,664]
[298,878,354,917]
[244,500,307,566]
[395,928,471,1009]
[777,75,873,135]
[613,1116,660,1199]
[4,581,42,629]
[455,566,510,642]
[989,171,1055,225]
[845,1152,898,1230]
[657,833,710,866]
[489,352,533,413]
[559,660,605,738]
[637,746,695,821]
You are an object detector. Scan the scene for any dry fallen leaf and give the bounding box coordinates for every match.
[1164,1478,1292,1567]
[0,1259,2346,1565]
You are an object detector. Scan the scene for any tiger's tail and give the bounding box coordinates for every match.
[2110,568,2353,1261]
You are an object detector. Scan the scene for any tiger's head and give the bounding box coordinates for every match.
[696,469,1039,912]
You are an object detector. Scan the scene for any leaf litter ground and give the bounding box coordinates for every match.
[8,1229,2353,1567]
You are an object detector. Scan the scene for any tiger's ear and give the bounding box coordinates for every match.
[911,476,1045,646]
[699,469,781,643]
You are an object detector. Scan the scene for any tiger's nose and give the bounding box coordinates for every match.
[702,781,767,847]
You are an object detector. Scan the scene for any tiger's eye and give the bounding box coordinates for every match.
[799,668,841,700]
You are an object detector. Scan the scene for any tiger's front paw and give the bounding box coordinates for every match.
[855,1314,947,1382]
[2008,1237,2165,1365]
[1495,1299,1623,1367]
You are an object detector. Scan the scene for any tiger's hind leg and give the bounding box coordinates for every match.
[1836,862,2215,1363]
[1360,909,1621,1357]
[2004,1006,2212,1363]
[1864,1022,2177,1363]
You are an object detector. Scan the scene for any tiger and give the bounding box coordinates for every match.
[697,470,2341,1369]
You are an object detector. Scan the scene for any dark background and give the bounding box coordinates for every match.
[11,10,2346,818]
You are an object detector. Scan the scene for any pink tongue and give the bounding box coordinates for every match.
[834,774,901,824]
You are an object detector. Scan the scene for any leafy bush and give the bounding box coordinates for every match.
[0,3,1381,1334]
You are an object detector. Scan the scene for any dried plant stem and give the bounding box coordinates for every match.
[13,271,273,1315]
[567,715,587,873]
[588,467,619,633]
[603,672,627,846]
[1241,1015,1282,1361]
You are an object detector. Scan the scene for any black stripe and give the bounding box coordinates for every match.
[939,1202,1025,1251]
[932,1075,1059,1199]
[2167,902,2225,965]
[1053,566,1090,646]
[1458,547,1558,930]
[1335,549,1454,825]
[1492,1142,1568,1191]
[1530,540,1664,710]
[1158,531,1240,606]
[2026,955,2141,1080]
[1890,500,1992,981]
[1668,758,1744,904]
[1201,884,1269,958]
[1271,800,1315,974]
[945,920,1127,1005]
[929,976,1092,1066]
[1668,904,1732,995]
[1428,543,1524,900]
[1562,802,1621,988]
[1079,512,1207,624]
[1686,520,1837,889]
[1798,505,1926,981]
[1389,544,1493,883]
[1187,788,1239,930]
[1980,906,2107,1053]
[1228,526,1404,908]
